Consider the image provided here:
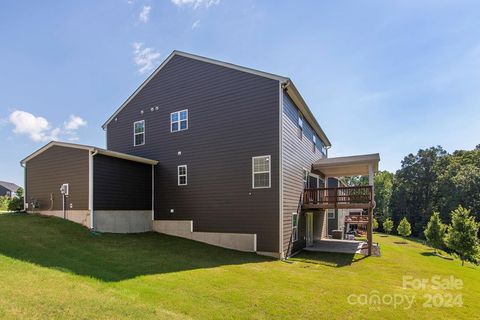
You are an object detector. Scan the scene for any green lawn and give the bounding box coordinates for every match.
[0,213,478,319]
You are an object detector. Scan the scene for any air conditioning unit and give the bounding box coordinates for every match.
[60,183,69,196]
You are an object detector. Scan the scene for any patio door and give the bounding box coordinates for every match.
[306,212,314,247]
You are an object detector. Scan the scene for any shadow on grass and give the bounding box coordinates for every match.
[394,241,408,244]
[420,252,454,260]
[0,213,270,282]
[289,251,361,268]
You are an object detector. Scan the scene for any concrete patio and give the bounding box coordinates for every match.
[304,239,380,256]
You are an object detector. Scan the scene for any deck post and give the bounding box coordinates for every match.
[367,164,374,256]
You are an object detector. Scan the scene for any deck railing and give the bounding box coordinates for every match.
[345,215,369,223]
[303,186,373,208]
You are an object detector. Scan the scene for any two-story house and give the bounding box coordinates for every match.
[21,51,380,258]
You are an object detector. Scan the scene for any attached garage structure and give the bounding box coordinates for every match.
[21,141,157,233]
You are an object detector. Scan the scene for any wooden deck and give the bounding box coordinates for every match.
[302,186,373,210]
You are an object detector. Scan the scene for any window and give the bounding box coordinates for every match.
[292,212,299,242]
[252,155,271,188]
[178,165,187,186]
[303,168,309,187]
[134,120,145,146]
[298,112,303,139]
[328,209,335,219]
[171,109,188,132]
[313,135,317,152]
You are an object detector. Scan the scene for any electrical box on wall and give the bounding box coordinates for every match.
[60,183,69,196]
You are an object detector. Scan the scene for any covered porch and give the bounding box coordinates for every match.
[304,153,380,256]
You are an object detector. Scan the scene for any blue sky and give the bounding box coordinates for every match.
[1,0,479,186]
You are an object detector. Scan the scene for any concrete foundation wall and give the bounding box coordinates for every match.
[94,210,152,233]
[152,220,257,252]
[30,210,91,228]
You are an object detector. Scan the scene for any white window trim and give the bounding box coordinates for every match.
[252,155,271,189]
[170,109,188,133]
[133,120,145,146]
[292,212,299,242]
[178,165,187,186]
[302,168,309,184]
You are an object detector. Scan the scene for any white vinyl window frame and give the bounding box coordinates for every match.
[252,155,271,189]
[170,109,188,133]
[303,168,309,187]
[133,120,145,146]
[292,212,299,242]
[178,165,187,186]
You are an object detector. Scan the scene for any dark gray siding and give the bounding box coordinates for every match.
[93,154,152,210]
[25,146,89,211]
[0,186,9,197]
[282,93,327,256]
[106,55,280,252]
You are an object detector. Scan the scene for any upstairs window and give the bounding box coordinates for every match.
[178,165,187,186]
[134,120,145,146]
[171,109,188,132]
[252,155,271,189]
[313,135,317,152]
[298,112,303,139]
[292,212,299,242]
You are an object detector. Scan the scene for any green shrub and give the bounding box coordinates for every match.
[397,217,412,237]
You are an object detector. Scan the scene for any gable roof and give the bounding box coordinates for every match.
[0,181,20,192]
[20,141,158,166]
[102,50,331,147]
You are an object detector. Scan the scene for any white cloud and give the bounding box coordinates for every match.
[64,115,87,131]
[139,5,151,23]
[132,42,161,74]
[192,20,200,29]
[8,110,87,143]
[9,110,59,142]
[171,0,220,9]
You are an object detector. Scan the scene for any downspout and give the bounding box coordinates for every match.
[89,150,98,230]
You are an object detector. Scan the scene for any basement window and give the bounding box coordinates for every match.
[134,120,145,146]
[328,209,335,219]
[171,109,188,132]
[178,165,187,186]
[252,155,271,189]
[292,212,299,242]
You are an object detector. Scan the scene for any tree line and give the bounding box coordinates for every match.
[374,145,480,236]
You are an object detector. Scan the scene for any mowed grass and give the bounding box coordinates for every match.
[0,213,478,319]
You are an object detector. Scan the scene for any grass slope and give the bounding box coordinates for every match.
[0,213,478,319]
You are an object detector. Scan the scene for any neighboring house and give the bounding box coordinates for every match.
[0,181,20,198]
[22,50,380,258]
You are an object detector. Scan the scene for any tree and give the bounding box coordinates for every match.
[424,212,446,254]
[433,149,480,223]
[7,187,24,212]
[389,146,447,237]
[0,196,9,211]
[397,217,412,237]
[16,187,24,198]
[444,206,480,266]
[372,218,379,230]
[374,171,394,221]
[383,218,393,235]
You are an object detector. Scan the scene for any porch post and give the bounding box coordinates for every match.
[367,164,374,256]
